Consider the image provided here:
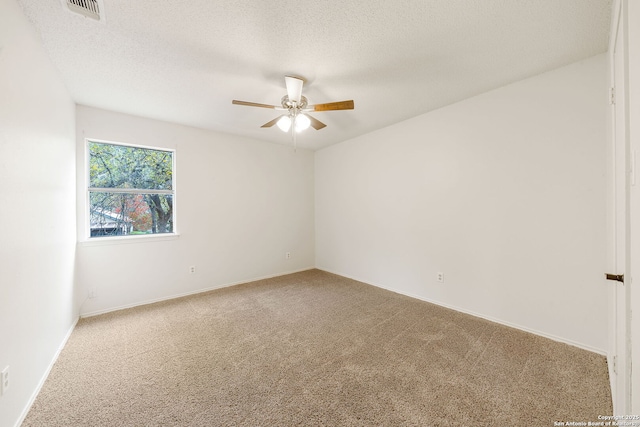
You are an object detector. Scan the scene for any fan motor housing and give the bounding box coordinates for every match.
[281,95,308,110]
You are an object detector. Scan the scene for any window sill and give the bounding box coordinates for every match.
[78,233,180,247]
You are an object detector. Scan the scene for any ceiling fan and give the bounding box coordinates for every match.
[232,76,354,137]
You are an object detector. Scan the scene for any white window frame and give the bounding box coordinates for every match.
[82,138,178,244]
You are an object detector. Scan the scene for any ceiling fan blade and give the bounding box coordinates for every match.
[261,116,283,128]
[285,76,304,103]
[306,114,327,130]
[232,100,277,109]
[310,100,355,112]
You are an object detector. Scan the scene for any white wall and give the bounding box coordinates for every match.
[0,2,78,426]
[316,55,608,352]
[76,106,315,315]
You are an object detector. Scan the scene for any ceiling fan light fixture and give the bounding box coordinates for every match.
[232,75,354,138]
[295,114,311,132]
[277,116,291,132]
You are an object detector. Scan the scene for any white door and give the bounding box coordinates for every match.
[608,0,630,414]
[626,0,640,414]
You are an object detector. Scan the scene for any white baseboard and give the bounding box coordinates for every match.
[318,267,607,356]
[80,267,316,318]
[15,317,79,427]
[607,352,619,414]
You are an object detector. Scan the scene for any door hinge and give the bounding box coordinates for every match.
[606,273,624,283]
[610,87,616,105]
[613,355,618,374]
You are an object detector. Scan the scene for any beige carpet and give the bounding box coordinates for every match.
[23,269,612,426]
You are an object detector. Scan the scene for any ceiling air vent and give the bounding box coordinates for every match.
[65,0,101,21]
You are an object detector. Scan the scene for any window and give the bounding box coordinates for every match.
[87,140,175,239]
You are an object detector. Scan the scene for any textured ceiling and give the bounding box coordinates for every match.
[17,0,612,150]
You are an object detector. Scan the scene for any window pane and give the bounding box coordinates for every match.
[89,192,173,237]
[89,142,173,190]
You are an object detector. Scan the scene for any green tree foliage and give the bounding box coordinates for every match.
[89,142,173,236]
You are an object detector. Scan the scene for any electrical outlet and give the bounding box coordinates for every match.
[285,252,291,260]
[189,266,196,274]
[1,366,9,396]
[437,272,445,283]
